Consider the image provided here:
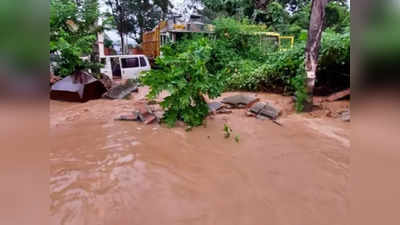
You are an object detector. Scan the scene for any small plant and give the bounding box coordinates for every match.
[224,124,232,139]
[234,135,240,143]
[291,72,307,112]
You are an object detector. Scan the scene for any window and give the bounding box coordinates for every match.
[121,58,139,68]
[139,57,147,67]
[160,34,170,46]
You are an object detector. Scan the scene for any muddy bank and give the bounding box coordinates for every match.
[50,87,350,225]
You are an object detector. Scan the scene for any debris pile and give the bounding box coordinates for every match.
[50,72,107,102]
[327,89,350,102]
[248,102,281,120]
[208,102,232,114]
[103,81,138,99]
[115,102,163,125]
[338,109,350,122]
[50,74,61,85]
[98,73,113,90]
[208,94,282,125]
[221,95,259,109]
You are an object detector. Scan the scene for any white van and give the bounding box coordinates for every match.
[100,55,151,80]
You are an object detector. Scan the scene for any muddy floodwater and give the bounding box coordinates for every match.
[50,87,350,225]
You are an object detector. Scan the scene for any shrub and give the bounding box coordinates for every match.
[317,28,350,93]
[143,17,350,127]
[140,37,226,127]
[226,43,305,90]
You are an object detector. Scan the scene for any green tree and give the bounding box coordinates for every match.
[50,0,101,76]
[105,0,172,47]
[141,37,226,127]
[105,0,136,54]
[129,0,173,43]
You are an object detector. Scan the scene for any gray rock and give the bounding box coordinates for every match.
[221,95,259,108]
[340,110,350,122]
[249,102,280,120]
[249,102,266,114]
[259,103,280,120]
[208,102,224,113]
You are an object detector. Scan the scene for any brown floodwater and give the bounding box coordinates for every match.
[50,87,350,225]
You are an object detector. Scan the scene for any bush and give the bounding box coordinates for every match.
[140,37,226,127]
[143,17,350,127]
[225,43,308,111]
[317,28,350,94]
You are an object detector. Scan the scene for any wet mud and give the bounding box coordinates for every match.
[50,87,350,225]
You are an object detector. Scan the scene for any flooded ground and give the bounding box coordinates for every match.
[50,87,350,225]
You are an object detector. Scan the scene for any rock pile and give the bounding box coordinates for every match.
[248,102,281,120]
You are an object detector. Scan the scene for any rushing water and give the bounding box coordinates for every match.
[50,90,350,225]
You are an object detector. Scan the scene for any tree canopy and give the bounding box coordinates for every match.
[105,0,172,50]
[50,0,101,76]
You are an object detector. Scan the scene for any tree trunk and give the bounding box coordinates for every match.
[119,32,125,54]
[304,0,329,111]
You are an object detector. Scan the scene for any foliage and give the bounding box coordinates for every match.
[290,72,307,112]
[140,37,226,127]
[316,28,350,93]
[143,7,350,125]
[225,42,307,111]
[104,35,114,49]
[130,0,173,43]
[325,1,350,33]
[105,0,137,53]
[289,1,349,34]
[105,0,172,46]
[210,18,307,107]
[50,0,101,77]
[319,28,350,71]
[201,0,254,18]
[252,1,289,31]
[222,24,349,111]
[211,17,277,62]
